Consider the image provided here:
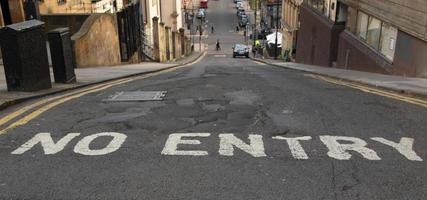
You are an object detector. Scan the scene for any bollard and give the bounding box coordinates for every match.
[47,27,76,83]
[0,20,51,91]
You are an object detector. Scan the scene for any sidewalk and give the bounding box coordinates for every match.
[0,52,204,110]
[252,58,427,97]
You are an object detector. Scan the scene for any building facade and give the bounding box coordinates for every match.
[295,0,348,67]
[296,0,427,77]
[260,0,282,30]
[38,0,125,14]
[141,0,184,47]
[160,0,182,31]
[336,0,427,77]
[281,0,302,60]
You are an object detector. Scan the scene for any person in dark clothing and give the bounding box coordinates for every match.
[216,39,221,51]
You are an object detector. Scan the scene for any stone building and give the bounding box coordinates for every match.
[281,0,302,60]
[38,0,125,14]
[160,0,182,31]
[141,0,184,46]
[260,0,282,30]
[296,0,427,77]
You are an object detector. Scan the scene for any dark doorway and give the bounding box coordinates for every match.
[0,0,12,25]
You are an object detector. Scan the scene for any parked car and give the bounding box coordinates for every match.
[232,44,250,58]
[237,10,245,17]
[239,17,248,27]
[239,13,247,20]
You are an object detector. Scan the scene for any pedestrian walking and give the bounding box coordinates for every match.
[211,25,215,34]
[236,25,239,32]
[216,39,221,51]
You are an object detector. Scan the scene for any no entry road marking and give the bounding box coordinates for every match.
[11,132,424,162]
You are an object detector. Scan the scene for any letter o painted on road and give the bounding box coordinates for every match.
[74,132,127,156]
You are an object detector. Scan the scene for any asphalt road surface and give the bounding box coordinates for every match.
[0,1,426,199]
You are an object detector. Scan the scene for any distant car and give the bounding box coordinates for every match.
[235,2,243,8]
[232,44,250,58]
[237,10,245,17]
[234,0,241,3]
[239,13,247,20]
[239,17,248,27]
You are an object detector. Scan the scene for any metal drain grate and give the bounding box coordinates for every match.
[103,91,167,102]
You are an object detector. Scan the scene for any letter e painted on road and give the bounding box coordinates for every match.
[371,137,423,161]
[272,136,312,159]
[11,132,80,155]
[219,134,266,157]
[320,136,381,160]
[74,132,127,156]
[161,133,210,156]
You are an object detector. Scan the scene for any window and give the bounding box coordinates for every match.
[356,11,368,40]
[355,11,398,61]
[366,16,381,50]
[57,0,66,5]
[380,23,398,61]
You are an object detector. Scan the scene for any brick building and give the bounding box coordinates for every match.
[38,0,126,14]
[296,0,427,77]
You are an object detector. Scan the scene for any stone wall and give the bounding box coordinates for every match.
[41,14,90,35]
[158,22,167,62]
[71,14,120,68]
[152,17,191,63]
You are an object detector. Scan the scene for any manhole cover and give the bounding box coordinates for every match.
[103,91,167,102]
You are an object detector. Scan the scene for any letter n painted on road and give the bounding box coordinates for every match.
[11,132,80,155]
[320,136,381,160]
[74,132,127,156]
[161,133,210,156]
[219,134,266,157]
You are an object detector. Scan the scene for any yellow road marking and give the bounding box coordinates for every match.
[0,78,133,127]
[0,52,206,136]
[305,74,427,108]
[0,79,132,135]
[253,60,266,65]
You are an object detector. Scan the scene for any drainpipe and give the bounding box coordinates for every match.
[159,0,163,22]
[274,0,279,60]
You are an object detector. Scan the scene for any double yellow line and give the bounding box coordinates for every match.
[305,74,427,108]
[0,52,206,136]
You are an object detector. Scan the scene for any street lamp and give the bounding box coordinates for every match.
[274,0,280,60]
[253,0,257,47]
